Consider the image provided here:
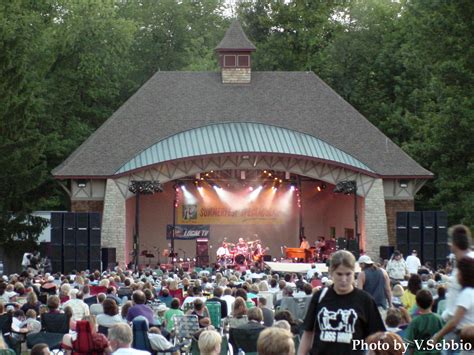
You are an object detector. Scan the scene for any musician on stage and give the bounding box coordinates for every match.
[216,242,230,259]
[314,236,326,262]
[236,238,248,254]
[300,236,310,249]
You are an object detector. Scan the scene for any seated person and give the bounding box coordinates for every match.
[229,307,265,353]
[257,327,295,355]
[61,316,110,355]
[126,290,155,324]
[24,310,41,334]
[186,299,210,328]
[198,330,222,355]
[148,327,179,355]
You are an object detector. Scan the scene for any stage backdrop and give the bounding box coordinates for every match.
[125,180,364,265]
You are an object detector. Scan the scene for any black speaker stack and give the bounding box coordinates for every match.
[336,238,360,259]
[50,212,102,273]
[396,211,449,269]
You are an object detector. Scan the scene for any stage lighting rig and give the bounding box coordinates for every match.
[333,180,356,195]
[129,180,163,194]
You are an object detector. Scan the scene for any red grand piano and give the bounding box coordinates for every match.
[285,247,315,262]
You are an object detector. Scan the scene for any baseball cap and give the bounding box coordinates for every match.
[358,255,374,265]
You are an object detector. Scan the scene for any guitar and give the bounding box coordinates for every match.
[252,247,269,261]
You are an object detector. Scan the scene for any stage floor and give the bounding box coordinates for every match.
[264,262,361,274]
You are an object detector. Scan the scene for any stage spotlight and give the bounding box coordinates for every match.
[248,185,263,202]
[187,257,190,262]
[273,258,277,262]
[193,258,196,262]
[248,186,254,192]
[179,258,183,262]
[317,186,321,192]
[321,183,327,190]
[212,183,221,190]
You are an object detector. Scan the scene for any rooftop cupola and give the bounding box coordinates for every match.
[215,20,256,84]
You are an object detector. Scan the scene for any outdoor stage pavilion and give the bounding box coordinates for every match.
[52,21,432,268]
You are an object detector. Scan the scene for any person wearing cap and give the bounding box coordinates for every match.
[406,250,421,275]
[154,304,168,327]
[357,255,392,320]
[386,250,409,282]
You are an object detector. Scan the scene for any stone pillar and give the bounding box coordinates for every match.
[101,179,127,265]
[364,179,389,262]
[385,199,415,246]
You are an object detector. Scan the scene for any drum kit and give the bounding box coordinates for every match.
[218,239,265,266]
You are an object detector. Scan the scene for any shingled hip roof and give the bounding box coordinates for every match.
[215,20,256,51]
[52,71,432,178]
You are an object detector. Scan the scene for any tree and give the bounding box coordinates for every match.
[0,0,49,245]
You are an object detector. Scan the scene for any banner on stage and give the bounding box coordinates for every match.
[177,203,286,225]
[166,224,210,240]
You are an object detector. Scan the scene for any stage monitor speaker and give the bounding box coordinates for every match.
[396,212,408,245]
[89,213,101,229]
[380,246,394,260]
[436,211,448,244]
[76,213,89,229]
[408,212,422,244]
[50,212,63,229]
[102,248,116,270]
[337,238,347,250]
[75,230,88,246]
[263,255,272,262]
[90,230,101,246]
[347,240,358,253]
[51,228,63,245]
[63,212,76,229]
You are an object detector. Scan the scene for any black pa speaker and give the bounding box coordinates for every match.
[380,246,395,260]
[408,212,422,244]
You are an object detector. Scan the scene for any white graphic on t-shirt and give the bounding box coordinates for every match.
[317,307,358,343]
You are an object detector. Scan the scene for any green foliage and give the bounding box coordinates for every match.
[0,0,49,244]
[0,0,473,240]
[236,0,474,226]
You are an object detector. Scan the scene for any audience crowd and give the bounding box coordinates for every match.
[0,224,472,354]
